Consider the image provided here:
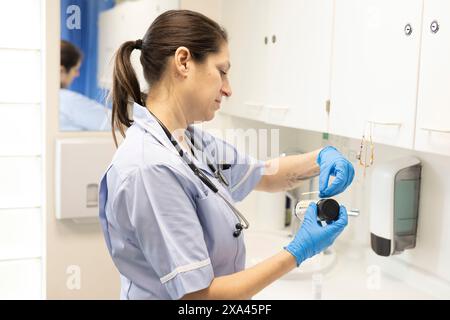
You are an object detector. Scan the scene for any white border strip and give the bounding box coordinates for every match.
[160,258,211,284]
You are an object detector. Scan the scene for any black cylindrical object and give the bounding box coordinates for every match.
[317,198,340,222]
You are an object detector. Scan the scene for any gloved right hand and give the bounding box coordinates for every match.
[284,203,348,266]
[317,146,355,198]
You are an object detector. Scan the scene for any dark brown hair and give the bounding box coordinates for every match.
[110,10,228,147]
[60,40,83,71]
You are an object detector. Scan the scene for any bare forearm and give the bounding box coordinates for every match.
[182,250,296,300]
[257,149,321,193]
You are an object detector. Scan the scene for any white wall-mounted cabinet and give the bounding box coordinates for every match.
[415,0,450,157]
[329,0,423,149]
[221,0,333,133]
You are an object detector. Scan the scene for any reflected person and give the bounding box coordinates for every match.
[60,40,111,131]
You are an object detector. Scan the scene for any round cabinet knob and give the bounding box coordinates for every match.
[264,36,268,45]
[404,23,413,36]
[272,35,277,43]
[430,20,439,33]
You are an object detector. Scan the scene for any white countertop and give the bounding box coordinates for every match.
[245,231,440,300]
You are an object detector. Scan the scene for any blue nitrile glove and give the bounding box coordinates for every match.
[284,203,348,266]
[317,146,355,198]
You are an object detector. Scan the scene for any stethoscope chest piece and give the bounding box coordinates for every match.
[233,223,244,238]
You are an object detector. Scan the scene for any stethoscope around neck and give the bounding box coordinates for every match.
[148,109,250,238]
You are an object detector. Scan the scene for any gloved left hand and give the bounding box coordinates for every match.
[284,203,348,266]
[317,146,355,198]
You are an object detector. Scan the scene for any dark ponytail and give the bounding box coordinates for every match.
[111,40,145,147]
[111,10,228,147]
[61,40,83,71]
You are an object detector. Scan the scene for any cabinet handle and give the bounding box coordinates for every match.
[244,102,264,112]
[265,105,289,111]
[430,20,440,34]
[244,102,264,108]
[325,100,331,113]
[368,120,402,127]
[404,23,413,36]
[421,127,450,134]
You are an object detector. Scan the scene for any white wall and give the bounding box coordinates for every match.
[180,0,222,22]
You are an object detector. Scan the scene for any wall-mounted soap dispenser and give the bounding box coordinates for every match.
[370,157,422,256]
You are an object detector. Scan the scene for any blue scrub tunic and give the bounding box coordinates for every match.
[99,103,265,299]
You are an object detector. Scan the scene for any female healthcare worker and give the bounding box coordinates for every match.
[60,40,111,131]
[99,10,354,300]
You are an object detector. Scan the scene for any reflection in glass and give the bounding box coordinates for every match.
[59,0,114,132]
[60,40,111,131]
[59,0,179,131]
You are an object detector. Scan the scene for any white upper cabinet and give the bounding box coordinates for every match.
[220,0,269,121]
[220,0,450,158]
[221,0,333,132]
[266,0,334,132]
[415,0,450,156]
[330,0,423,149]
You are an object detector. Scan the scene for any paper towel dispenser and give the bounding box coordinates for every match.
[370,157,422,256]
[55,138,115,222]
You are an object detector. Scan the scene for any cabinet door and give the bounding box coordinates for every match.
[220,0,269,121]
[415,0,450,156]
[266,0,333,132]
[330,0,423,148]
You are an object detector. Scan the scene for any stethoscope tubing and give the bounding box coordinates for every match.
[147,109,250,234]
